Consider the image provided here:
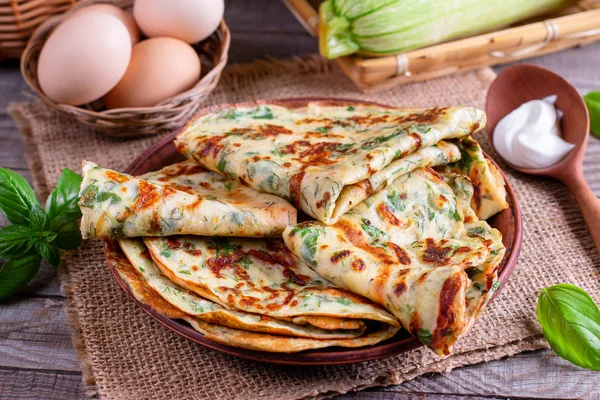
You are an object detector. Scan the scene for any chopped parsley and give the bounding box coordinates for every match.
[361,218,386,241]
[387,191,406,212]
[252,106,274,119]
[416,328,432,345]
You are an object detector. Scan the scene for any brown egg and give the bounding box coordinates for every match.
[72,4,140,45]
[37,12,132,106]
[104,37,201,109]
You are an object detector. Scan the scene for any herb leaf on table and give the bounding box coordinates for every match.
[0,167,83,299]
[537,283,600,371]
[584,91,600,138]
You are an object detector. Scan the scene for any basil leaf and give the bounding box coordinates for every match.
[0,167,40,225]
[0,253,41,299]
[29,205,49,231]
[0,225,34,259]
[537,284,600,371]
[46,168,82,223]
[52,219,82,250]
[584,91,600,138]
[35,241,61,267]
[45,169,83,250]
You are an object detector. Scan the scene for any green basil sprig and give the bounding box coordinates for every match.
[0,167,82,299]
[583,91,600,138]
[537,284,600,370]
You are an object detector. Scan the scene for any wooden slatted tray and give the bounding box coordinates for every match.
[282,0,600,92]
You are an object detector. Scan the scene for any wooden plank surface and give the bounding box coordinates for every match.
[1,1,600,399]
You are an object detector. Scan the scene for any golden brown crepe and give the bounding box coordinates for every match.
[118,238,367,339]
[175,101,485,224]
[144,236,399,329]
[283,167,505,356]
[107,239,400,352]
[436,136,508,220]
[79,161,296,239]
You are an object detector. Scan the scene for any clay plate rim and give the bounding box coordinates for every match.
[104,97,523,366]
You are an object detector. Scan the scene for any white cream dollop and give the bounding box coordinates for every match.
[493,95,575,169]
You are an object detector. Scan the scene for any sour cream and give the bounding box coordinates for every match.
[493,95,575,169]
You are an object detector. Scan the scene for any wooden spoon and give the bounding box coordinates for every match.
[486,63,600,252]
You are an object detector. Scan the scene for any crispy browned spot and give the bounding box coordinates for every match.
[140,249,151,259]
[248,124,293,139]
[351,258,366,271]
[349,180,373,197]
[388,242,411,265]
[283,269,310,286]
[393,281,407,296]
[410,132,422,148]
[247,240,295,267]
[198,135,225,160]
[320,244,329,250]
[316,192,331,209]
[167,237,181,249]
[150,211,161,233]
[184,249,203,256]
[185,198,203,210]
[470,167,483,212]
[409,309,420,334]
[417,272,429,284]
[430,273,464,355]
[191,265,199,272]
[348,115,389,125]
[377,203,403,226]
[422,238,453,265]
[156,164,207,181]
[206,248,245,278]
[162,186,177,198]
[283,162,291,168]
[427,167,445,182]
[288,171,305,208]
[393,108,446,124]
[131,180,160,213]
[334,220,397,266]
[296,117,334,125]
[106,170,130,184]
[331,250,351,263]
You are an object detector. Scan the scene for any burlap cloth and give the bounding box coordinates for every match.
[9,55,600,400]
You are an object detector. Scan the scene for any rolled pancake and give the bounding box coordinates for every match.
[144,236,399,329]
[116,238,365,339]
[108,240,400,352]
[436,136,508,220]
[283,167,504,356]
[79,161,296,239]
[175,101,485,224]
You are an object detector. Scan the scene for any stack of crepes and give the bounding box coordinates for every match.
[79,101,509,356]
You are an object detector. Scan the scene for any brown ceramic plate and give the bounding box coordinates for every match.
[105,98,523,365]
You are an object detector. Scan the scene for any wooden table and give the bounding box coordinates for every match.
[2,1,600,399]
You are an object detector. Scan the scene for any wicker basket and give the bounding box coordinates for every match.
[21,0,230,138]
[0,0,82,60]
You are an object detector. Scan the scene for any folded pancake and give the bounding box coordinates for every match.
[78,161,296,239]
[283,167,505,356]
[107,239,400,352]
[144,236,399,330]
[117,238,365,339]
[440,173,505,326]
[436,136,508,220]
[175,101,485,224]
